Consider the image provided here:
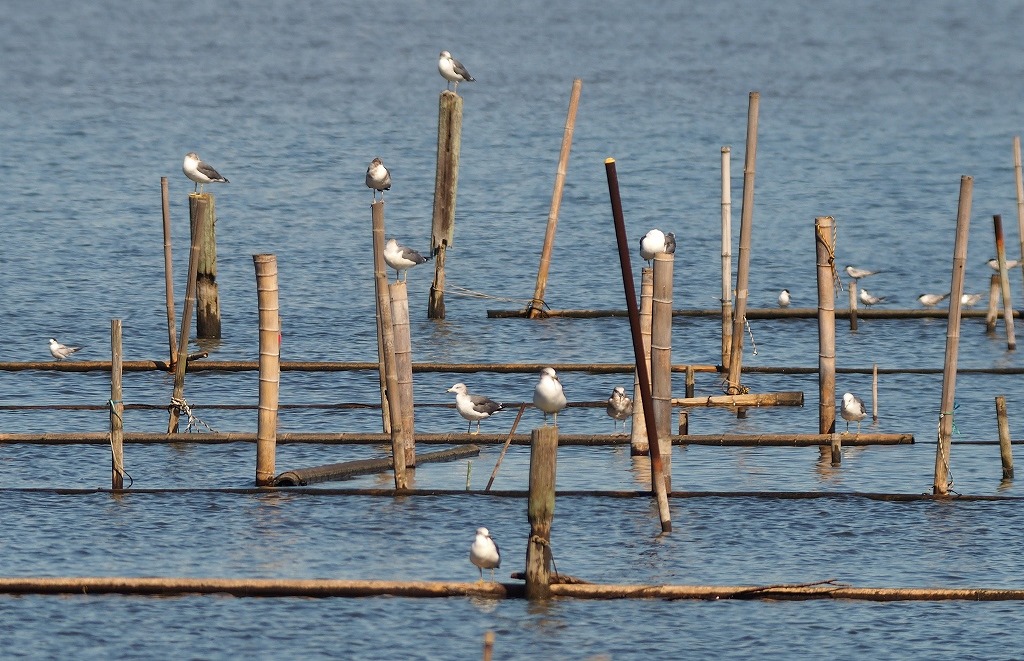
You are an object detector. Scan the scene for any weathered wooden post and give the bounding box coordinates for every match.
[685,365,695,399]
[527,78,582,318]
[934,176,973,496]
[167,195,205,433]
[996,395,1014,480]
[482,631,495,661]
[253,254,280,486]
[428,92,464,319]
[630,268,654,455]
[721,146,733,367]
[651,252,674,490]
[848,280,859,331]
[189,193,221,338]
[986,274,1000,333]
[525,426,557,600]
[816,216,837,435]
[993,215,1017,350]
[390,280,416,467]
[161,177,178,368]
[109,319,125,490]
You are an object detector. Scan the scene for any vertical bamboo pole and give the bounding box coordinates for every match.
[109,319,124,490]
[253,254,280,486]
[986,274,1000,333]
[651,252,674,491]
[872,363,879,422]
[726,92,760,395]
[167,196,205,433]
[428,92,464,319]
[630,268,654,455]
[996,396,1014,480]
[721,146,733,367]
[372,201,408,488]
[482,631,495,661]
[606,157,671,533]
[816,216,837,435]
[993,215,1017,350]
[1013,137,1024,296]
[189,193,221,339]
[161,177,178,368]
[389,281,416,467]
[528,78,582,318]
[848,281,859,331]
[934,175,973,495]
[525,426,558,600]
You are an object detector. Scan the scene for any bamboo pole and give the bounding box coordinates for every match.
[482,631,495,661]
[167,194,206,433]
[606,158,671,532]
[1014,136,1024,297]
[527,78,582,318]
[721,146,733,367]
[428,92,464,319]
[872,363,879,422]
[375,282,391,434]
[630,268,654,455]
[848,280,858,331]
[815,216,837,435]
[189,193,221,339]
[161,177,178,368]
[525,426,558,600]
[672,391,803,407]
[274,446,479,486]
[986,274,1000,333]
[253,254,280,486]
[109,319,124,490]
[651,252,674,490]
[485,403,527,491]
[993,214,1017,350]
[487,307,1016,320]
[996,396,1014,480]
[934,175,973,495]
[726,91,760,395]
[390,280,416,467]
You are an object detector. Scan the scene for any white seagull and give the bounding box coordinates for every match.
[183,152,228,193]
[845,265,881,280]
[438,50,475,92]
[858,288,886,306]
[841,392,867,433]
[470,527,501,582]
[639,229,674,265]
[365,157,391,202]
[917,292,950,307]
[447,383,503,434]
[383,238,428,282]
[961,292,985,308]
[987,258,1021,271]
[606,386,633,434]
[533,367,567,425]
[48,338,83,360]
[778,289,791,308]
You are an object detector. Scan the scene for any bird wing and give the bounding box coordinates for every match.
[469,394,502,415]
[401,246,427,264]
[451,58,474,80]
[197,161,226,182]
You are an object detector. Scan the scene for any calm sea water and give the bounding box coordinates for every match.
[3,0,1024,658]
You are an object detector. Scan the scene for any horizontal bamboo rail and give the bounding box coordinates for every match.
[673,391,803,407]
[274,445,479,486]
[487,307,1020,320]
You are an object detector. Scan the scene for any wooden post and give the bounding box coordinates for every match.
[630,268,654,455]
[482,631,495,661]
[390,281,416,467]
[253,254,280,486]
[1013,137,1024,297]
[726,91,760,396]
[189,193,221,339]
[167,195,205,433]
[677,411,689,435]
[109,319,125,490]
[651,252,674,491]
[685,364,695,399]
[161,177,178,368]
[848,280,859,331]
[816,216,837,435]
[528,79,582,318]
[721,146,733,367]
[996,395,1014,480]
[830,432,842,466]
[372,201,408,488]
[934,176,973,495]
[872,363,879,422]
[428,92,464,319]
[986,274,1000,333]
[993,215,1017,350]
[525,426,557,600]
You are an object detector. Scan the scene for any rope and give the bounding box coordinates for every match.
[530,534,559,580]
[934,404,961,495]
[815,219,843,294]
[444,282,538,306]
[169,397,218,433]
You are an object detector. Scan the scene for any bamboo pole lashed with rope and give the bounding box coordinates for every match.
[815,216,837,435]
[253,254,281,487]
[167,192,206,433]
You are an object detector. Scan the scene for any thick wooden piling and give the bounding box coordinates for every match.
[630,268,654,455]
[993,215,1017,350]
[253,254,280,486]
[685,365,695,399]
[527,78,582,318]
[934,176,973,495]
[189,193,221,339]
[167,194,206,433]
[726,91,760,396]
[996,396,1014,479]
[389,281,416,467]
[525,426,558,600]
[651,253,674,489]
[428,92,464,319]
[721,146,733,366]
[848,281,859,331]
[1014,136,1024,296]
[815,216,837,435]
[161,177,178,368]
[109,319,125,490]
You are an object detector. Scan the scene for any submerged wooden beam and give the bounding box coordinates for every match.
[487,307,1017,319]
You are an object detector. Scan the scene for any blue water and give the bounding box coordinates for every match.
[3,0,1024,657]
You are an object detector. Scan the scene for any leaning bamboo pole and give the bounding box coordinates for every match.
[993,214,1016,350]
[253,254,280,486]
[721,146,733,366]
[160,177,177,368]
[815,216,837,434]
[109,319,125,490]
[167,195,206,433]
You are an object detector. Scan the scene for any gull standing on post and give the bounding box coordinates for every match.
[778,289,791,308]
[859,288,885,306]
[49,338,83,360]
[639,229,673,265]
[183,152,229,193]
[534,367,567,425]
[841,392,867,433]
[383,238,428,282]
[366,157,391,202]
[438,50,475,92]
[447,383,503,434]
[470,527,501,582]
[606,386,633,433]
[844,265,881,280]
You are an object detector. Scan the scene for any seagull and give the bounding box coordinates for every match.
[438,50,475,92]
[383,238,428,282]
[447,383,503,434]
[778,289,791,308]
[606,386,633,434]
[917,292,950,307]
[840,392,867,433]
[987,258,1021,271]
[48,338,83,360]
[365,157,391,202]
[961,292,985,308]
[533,367,567,425]
[470,527,501,582]
[858,288,885,306]
[182,152,228,193]
[639,229,672,265]
[845,265,881,280]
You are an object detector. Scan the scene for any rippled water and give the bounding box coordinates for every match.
[3,0,1024,657]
